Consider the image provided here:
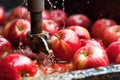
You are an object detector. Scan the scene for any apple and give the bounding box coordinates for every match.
[0,37,13,58]
[42,10,52,20]
[91,18,116,39]
[106,41,120,63]
[73,44,110,70]
[0,6,6,26]
[42,20,60,36]
[67,26,90,40]
[7,19,30,47]
[102,25,120,47]
[8,6,30,21]
[51,29,82,62]
[50,9,67,28]
[65,14,90,29]
[0,53,40,80]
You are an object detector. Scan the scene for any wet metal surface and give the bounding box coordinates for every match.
[22,64,120,80]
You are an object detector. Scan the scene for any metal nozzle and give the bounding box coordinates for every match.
[27,31,52,54]
[27,0,52,54]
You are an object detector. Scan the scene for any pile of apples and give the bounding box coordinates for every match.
[0,6,120,80]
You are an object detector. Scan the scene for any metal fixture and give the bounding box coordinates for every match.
[27,0,52,54]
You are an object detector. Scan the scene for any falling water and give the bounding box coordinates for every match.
[62,0,65,11]
[47,0,66,10]
[47,0,66,29]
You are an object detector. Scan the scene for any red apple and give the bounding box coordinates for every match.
[73,44,109,70]
[0,53,40,80]
[102,25,120,47]
[7,19,30,47]
[67,26,90,40]
[50,9,67,28]
[66,14,90,29]
[91,18,116,39]
[42,10,52,20]
[8,6,30,21]
[0,6,6,25]
[42,20,60,36]
[106,41,120,63]
[0,37,13,58]
[51,29,82,62]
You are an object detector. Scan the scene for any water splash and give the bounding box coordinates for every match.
[62,0,65,11]
[47,0,54,9]
[36,52,56,66]
[47,0,66,10]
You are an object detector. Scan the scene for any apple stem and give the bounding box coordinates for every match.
[54,34,61,39]
[81,50,89,57]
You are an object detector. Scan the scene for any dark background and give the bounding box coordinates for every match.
[0,0,120,24]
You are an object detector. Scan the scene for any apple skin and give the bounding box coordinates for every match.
[0,37,13,57]
[95,39,106,49]
[106,41,120,64]
[0,53,40,80]
[7,19,30,47]
[42,20,60,37]
[67,26,90,40]
[73,45,110,70]
[80,39,106,50]
[8,6,30,21]
[50,9,67,28]
[2,21,14,38]
[51,29,82,62]
[42,10,52,20]
[65,14,90,29]
[91,18,116,39]
[115,54,120,64]
[0,6,6,26]
[102,25,120,47]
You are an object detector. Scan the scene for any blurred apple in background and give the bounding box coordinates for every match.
[0,6,6,26]
[42,10,52,20]
[8,6,30,22]
[51,29,82,62]
[0,53,40,80]
[2,21,13,38]
[106,41,120,64]
[65,14,90,29]
[67,26,90,40]
[73,44,109,70]
[6,19,30,47]
[50,9,67,28]
[102,25,120,47]
[91,18,116,39]
[42,20,60,37]
[0,37,13,58]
